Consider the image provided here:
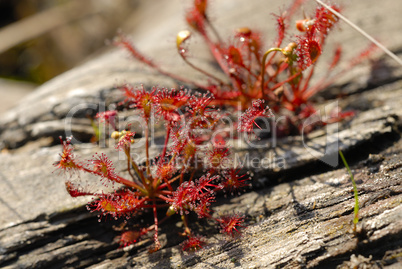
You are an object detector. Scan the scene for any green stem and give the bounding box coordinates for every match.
[260,48,283,96]
[339,150,359,231]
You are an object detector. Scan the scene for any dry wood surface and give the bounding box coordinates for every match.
[0,1,401,268]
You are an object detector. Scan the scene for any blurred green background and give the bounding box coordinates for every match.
[0,0,137,84]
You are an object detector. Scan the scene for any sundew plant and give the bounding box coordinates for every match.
[55,0,376,252]
[56,87,259,252]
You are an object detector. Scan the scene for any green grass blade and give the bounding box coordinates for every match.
[339,150,359,227]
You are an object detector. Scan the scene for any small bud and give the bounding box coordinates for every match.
[281,42,298,65]
[177,30,191,49]
[282,42,297,57]
[111,130,135,151]
[296,19,316,32]
[166,205,176,216]
[236,27,252,37]
[111,131,120,139]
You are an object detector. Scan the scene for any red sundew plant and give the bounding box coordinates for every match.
[114,0,377,136]
[181,235,207,252]
[216,213,246,237]
[55,86,262,252]
[55,0,380,253]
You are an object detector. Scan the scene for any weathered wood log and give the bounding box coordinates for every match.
[0,0,402,268]
[1,0,401,150]
[0,79,401,268]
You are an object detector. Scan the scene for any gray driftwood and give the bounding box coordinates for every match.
[1,0,402,268]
